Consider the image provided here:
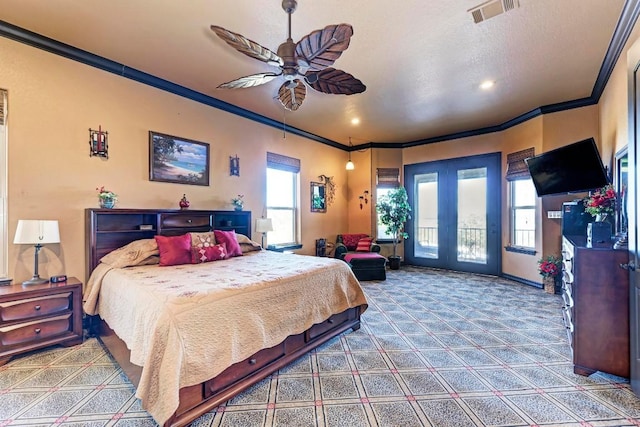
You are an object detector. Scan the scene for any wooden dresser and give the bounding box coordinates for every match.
[0,278,83,365]
[561,235,629,377]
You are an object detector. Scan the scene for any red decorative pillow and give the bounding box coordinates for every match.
[213,230,243,258]
[154,234,192,266]
[356,237,373,252]
[191,243,227,264]
[341,234,369,251]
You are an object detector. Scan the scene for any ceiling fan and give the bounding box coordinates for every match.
[210,0,366,111]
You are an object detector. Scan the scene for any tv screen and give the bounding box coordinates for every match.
[524,138,609,196]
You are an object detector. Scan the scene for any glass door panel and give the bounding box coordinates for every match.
[414,172,438,259]
[457,168,487,264]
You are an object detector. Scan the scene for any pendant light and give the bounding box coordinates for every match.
[346,137,355,170]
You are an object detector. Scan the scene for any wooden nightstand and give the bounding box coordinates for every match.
[0,277,83,366]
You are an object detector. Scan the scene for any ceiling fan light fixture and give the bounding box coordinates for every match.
[210,0,365,111]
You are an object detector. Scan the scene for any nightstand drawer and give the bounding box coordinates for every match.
[0,314,72,347]
[0,292,72,322]
[160,214,211,229]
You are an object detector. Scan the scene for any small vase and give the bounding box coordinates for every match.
[100,198,115,209]
[595,213,608,222]
[543,276,555,294]
[233,205,243,211]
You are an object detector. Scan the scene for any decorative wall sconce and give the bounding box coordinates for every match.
[359,190,369,209]
[230,155,240,176]
[318,174,336,206]
[89,126,108,158]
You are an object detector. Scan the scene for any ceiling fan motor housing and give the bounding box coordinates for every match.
[277,40,298,79]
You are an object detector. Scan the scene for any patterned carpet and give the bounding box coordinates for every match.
[1,266,640,426]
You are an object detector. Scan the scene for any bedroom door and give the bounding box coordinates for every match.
[404,152,501,276]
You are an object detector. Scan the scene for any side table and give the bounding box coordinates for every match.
[0,277,83,366]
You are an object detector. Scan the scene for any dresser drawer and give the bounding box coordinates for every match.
[0,314,72,347]
[0,292,72,323]
[160,213,211,229]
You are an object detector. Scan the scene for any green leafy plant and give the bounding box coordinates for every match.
[375,187,411,258]
[231,194,244,209]
[96,186,117,201]
[538,255,562,278]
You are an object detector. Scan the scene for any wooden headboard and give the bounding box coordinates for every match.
[85,208,252,281]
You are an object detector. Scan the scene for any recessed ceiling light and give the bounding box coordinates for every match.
[351,118,360,125]
[480,80,495,90]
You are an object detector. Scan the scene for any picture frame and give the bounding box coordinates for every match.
[311,181,326,213]
[149,131,210,186]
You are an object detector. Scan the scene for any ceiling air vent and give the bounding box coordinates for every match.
[469,0,520,24]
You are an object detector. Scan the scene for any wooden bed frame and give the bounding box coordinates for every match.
[85,208,364,427]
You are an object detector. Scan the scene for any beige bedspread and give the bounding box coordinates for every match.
[83,250,368,426]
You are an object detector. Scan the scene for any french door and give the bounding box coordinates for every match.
[404,152,502,276]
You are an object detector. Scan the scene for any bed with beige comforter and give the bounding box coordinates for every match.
[83,248,367,426]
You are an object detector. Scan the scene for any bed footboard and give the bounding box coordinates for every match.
[96,304,364,427]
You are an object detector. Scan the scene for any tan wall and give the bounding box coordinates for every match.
[3,16,635,286]
[1,37,350,282]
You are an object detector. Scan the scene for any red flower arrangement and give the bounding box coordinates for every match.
[583,184,616,218]
[538,255,562,278]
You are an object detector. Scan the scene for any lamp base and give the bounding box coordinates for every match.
[22,276,49,286]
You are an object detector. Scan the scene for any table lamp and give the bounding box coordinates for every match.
[255,218,273,248]
[13,220,60,285]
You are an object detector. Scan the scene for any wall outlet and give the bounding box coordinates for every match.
[547,210,562,219]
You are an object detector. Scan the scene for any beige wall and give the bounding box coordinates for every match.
[1,37,350,282]
[3,14,638,286]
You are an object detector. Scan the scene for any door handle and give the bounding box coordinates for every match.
[620,261,636,271]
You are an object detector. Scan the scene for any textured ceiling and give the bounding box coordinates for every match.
[0,0,627,146]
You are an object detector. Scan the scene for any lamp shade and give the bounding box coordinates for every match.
[255,218,274,233]
[13,220,60,245]
[346,160,355,170]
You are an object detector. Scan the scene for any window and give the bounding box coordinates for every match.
[375,168,400,241]
[266,152,300,247]
[510,179,536,248]
[0,90,6,277]
[376,187,394,240]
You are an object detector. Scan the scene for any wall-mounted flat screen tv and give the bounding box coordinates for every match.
[524,137,609,197]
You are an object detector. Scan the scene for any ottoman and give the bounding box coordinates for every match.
[343,253,387,281]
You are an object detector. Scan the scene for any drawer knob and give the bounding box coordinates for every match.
[327,318,335,324]
[34,305,41,311]
[249,358,257,365]
[34,328,41,334]
[187,219,193,223]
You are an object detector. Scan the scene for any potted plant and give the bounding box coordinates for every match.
[538,255,562,294]
[231,194,244,211]
[96,186,117,209]
[375,187,411,270]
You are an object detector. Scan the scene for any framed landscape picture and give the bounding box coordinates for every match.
[149,131,210,186]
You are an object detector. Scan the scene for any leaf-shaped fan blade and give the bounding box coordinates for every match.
[218,72,281,89]
[210,25,284,67]
[295,24,354,72]
[278,79,307,111]
[305,68,366,95]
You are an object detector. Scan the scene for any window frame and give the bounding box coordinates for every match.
[266,166,300,249]
[509,178,536,250]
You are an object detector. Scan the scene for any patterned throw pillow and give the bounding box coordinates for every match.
[355,237,373,252]
[154,233,192,266]
[190,232,216,249]
[213,230,243,258]
[191,243,227,263]
[341,234,370,251]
